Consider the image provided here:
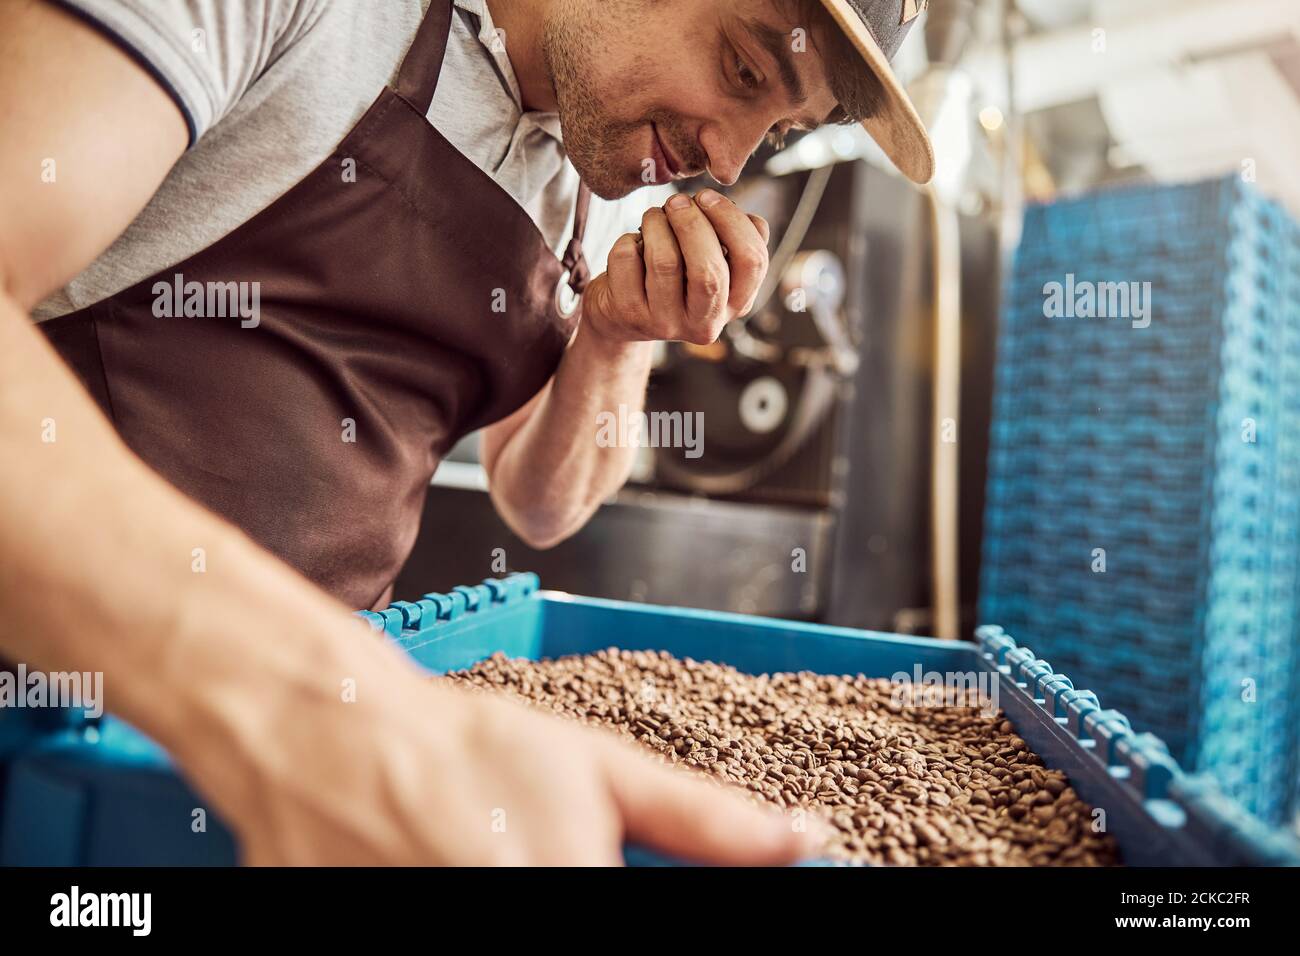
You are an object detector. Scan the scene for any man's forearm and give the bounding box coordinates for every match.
[485,318,653,548]
[0,289,408,806]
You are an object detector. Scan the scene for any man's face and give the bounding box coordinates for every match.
[543,0,841,200]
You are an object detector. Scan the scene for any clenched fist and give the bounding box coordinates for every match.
[582,189,770,346]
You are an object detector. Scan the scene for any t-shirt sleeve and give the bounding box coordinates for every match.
[49,0,322,146]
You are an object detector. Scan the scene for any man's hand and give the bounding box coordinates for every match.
[216,637,820,866]
[582,189,771,345]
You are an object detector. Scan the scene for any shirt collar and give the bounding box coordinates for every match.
[453,0,565,142]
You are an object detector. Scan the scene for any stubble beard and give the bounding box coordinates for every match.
[542,1,659,200]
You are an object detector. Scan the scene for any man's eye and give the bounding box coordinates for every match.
[735,56,760,90]
[765,126,788,149]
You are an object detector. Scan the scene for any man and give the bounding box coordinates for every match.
[0,0,932,864]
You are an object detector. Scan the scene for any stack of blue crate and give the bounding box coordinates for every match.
[980,175,1300,826]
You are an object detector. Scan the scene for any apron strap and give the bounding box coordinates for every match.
[402,1,591,297]
[560,183,593,295]
[395,0,454,114]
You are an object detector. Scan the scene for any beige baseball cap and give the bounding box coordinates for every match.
[819,0,936,184]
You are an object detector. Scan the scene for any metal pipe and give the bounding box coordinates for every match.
[927,189,962,641]
[920,0,979,641]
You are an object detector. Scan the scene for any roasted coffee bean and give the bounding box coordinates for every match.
[442,650,1120,867]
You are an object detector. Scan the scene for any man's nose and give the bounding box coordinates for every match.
[699,120,769,187]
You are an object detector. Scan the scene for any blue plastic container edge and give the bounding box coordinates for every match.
[975,625,1300,865]
[356,571,541,636]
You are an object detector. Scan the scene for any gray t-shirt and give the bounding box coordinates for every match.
[35,0,669,321]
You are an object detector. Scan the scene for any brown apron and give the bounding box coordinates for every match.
[39,0,591,610]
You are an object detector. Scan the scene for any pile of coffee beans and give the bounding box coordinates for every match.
[442,649,1120,866]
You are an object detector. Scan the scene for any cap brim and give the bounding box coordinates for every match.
[818,0,935,185]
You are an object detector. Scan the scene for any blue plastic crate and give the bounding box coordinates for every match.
[3,574,1298,866]
[982,175,1300,825]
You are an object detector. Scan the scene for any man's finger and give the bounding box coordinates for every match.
[598,734,821,866]
[604,232,650,338]
[640,206,687,332]
[663,192,728,341]
[694,190,769,313]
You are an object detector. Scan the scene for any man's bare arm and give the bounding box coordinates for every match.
[0,0,396,843]
[480,328,653,549]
